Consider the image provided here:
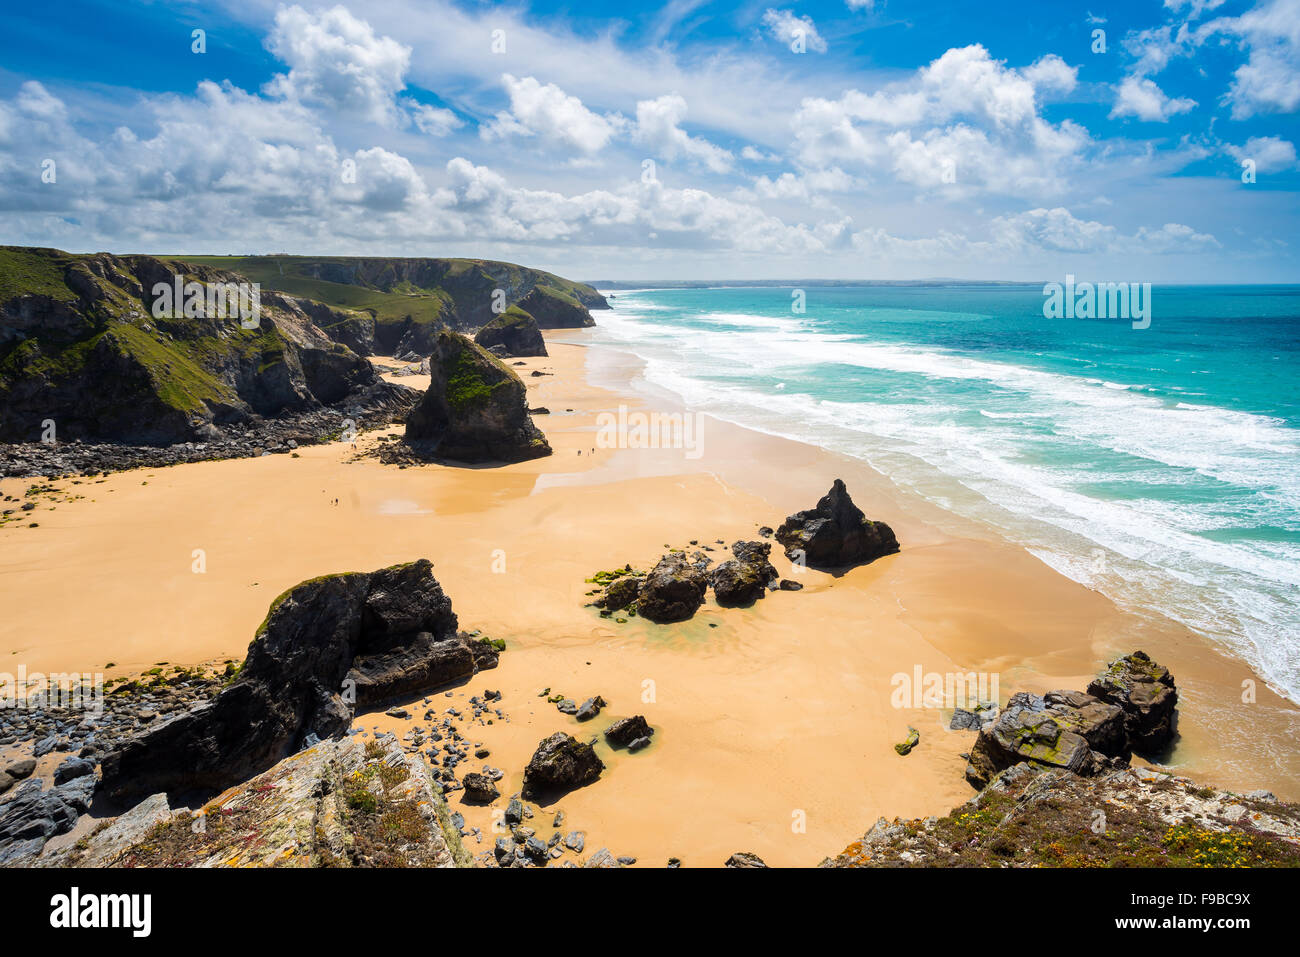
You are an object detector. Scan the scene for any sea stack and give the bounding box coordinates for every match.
[404,330,552,463]
[473,307,548,357]
[775,479,899,568]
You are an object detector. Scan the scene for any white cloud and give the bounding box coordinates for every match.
[1110,75,1197,121]
[792,45,1089,195]
[762,9,828,54]
[1203,0,1300,118]
[1225,134,1299,171]
[483,74,625,154]
[264,4,411,126]
[405,101,462,137]
[632,94,734,172]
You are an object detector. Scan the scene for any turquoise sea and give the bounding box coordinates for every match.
[589,284,1300,703]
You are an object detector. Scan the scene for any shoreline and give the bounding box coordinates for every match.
[3,332,1298,866]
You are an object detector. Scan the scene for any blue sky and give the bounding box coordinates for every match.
[0,0,1297,280]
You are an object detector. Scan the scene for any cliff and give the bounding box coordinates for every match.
[0,246,411,445]
[183,254,606,357]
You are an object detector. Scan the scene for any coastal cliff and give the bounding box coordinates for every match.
[0,246,412,446]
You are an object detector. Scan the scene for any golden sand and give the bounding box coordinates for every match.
[2,334,1297,866]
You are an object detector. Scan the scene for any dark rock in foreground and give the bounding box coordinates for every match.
[522,733,604,797]
[404,331,551,464]
[710,540,779,606]
[775,479,899,568]
[637,552,711,623]
[964,652,1177,790]
[98,559,498,804]
[474,308,547,357]
[725,851,768,868]
[1086,650,1178,754]
[461,772,500,804]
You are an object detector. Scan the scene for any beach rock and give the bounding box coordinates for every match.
[774,479,899,568]
[0,758,36,795]
[0,775,97,864]
[583,847,622,868]
[725,852,768,868]
[964,689,1129,789]
[637,552,711,623]
[710,540,779,606]
[777,579,803,591]
[1086,651,1178,754]
[404,331,551,463]
[461,772,500,804]
[894,727,920,756]
[522,732,604,797]
[595,574,643,612]
[516,285,599,329]
[604,715,654,747]
[474,308,548,357]
[53,756,95,784]
[98,559,497,804]
[575,696,606,721]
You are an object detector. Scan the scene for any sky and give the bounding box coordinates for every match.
[0,0,1297,281]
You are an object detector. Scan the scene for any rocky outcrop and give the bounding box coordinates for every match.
[823,762,1300,868]
[515,285,598,329]
[97,559,498,804]
[637,552,711,623]
[604,715,654,749]
[522,733,605,798]
[710,540,779,606]
[46,735,471,868]
[403,331,551,463]
[0,775,97,865]
[725,852,768,868]
[1086,650,1178,754]
[775,480,899,568]
[0,247,408,445]
[474,308,547,357]
[963,653,1177,789]
[595,574,643,613]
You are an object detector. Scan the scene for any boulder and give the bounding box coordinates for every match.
[774,479,899,568]
[595,574,642,612]
[474,307,548,357]
[461,772,500,804]
[404,331,551,463]
[637,552,711,623]
[98,559,496,804]
[965,688,1131,789]
[604,715,654,747]
[725,852,768,868]
[1086,651,1178,754]
[710,540,779,606]
[0,776,97,864]
[522,733,604,797]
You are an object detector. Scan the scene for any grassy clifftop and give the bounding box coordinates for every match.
[184,254,606,355]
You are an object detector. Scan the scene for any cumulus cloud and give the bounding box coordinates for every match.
[405,101,462,136]
[762,9,828,54]
[632,94,734,172]
[1110,75,1197,121]
[483,74,625,154]
[264,4,411,126]
[1202,0,1300,118]
[792,45,1089,195]
[1225,134,1299,171]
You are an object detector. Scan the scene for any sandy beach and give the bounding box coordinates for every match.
[3,333,1298,867]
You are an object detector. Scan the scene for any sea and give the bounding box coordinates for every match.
[588,283,1300,704]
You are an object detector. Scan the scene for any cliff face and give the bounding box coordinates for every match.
[183,254,606,357]
[473,306,547,357]
[0,246,404,444]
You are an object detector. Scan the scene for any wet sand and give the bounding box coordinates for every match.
[2,333,1297,866]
